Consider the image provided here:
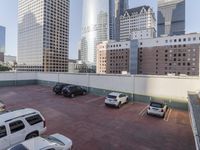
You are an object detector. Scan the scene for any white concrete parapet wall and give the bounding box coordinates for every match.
[36,72,200,101]
[0,72,200,101]
[0,72,37,81]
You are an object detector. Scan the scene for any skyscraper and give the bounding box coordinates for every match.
[114,0,129,41]
[120,6,156,41]
[80,0,128,65]
[18,0,70,72]
[157,0,185,37]
[0,26,5,62]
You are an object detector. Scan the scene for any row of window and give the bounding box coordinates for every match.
[0,115,42,138]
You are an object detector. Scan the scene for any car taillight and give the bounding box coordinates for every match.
[43,120,46,128]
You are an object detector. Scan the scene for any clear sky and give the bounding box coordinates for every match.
[0,0,199,59]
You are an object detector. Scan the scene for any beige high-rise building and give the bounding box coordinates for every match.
[17,0,70,72]
[97,33,200,76]
[120,5,156,41]
[138,33,200,76]
[96,40,138,74]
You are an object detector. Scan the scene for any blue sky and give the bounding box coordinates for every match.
[0,0,199,59]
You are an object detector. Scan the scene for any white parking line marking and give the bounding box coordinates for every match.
[85,97,104,103]
[138,106,148,116]
[164,109,172,122]
[100,103,105,107]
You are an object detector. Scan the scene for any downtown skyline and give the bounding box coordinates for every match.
[0,0,199,59]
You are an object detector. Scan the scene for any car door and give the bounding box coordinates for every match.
[0,125,10,149]
[118,94,124,104]
[8,120,27,146]
[76,86,82,95]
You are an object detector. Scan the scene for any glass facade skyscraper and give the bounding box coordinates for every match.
[0,26,5,62]
[157,0,185,37]
[80,0,128,65]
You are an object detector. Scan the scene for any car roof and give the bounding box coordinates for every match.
[108,92,122,96]
[0,108,40,124]
[10,137,54,150]
[150,100,165,104]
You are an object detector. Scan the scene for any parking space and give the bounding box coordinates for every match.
[0,85,195,150]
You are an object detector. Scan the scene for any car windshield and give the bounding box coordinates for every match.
[10,144,28,150]
[150,102,164,108]
[107,95,117,99]
[45,136,65,146]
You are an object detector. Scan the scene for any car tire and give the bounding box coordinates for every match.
[25,132,38,140]
[117,102,121,108]
[71,93,75,98]
[82,91,86,95]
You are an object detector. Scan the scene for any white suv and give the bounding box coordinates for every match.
[8,133,73,150]
[105,92,128,108]
[0,108,46,150]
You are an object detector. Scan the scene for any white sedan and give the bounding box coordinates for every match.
[8,134,73,150]
[105,92,128,108]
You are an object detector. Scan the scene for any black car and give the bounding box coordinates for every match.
[62,85,87,98]
[53,83,70,95]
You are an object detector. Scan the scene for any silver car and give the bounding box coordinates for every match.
[105,92,128,108]
[8,134,73,150]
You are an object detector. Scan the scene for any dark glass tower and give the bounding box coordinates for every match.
[157,0,185,37]
[0,26,5,62]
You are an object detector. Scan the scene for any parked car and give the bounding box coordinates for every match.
[53,83,70,95]
[147,101,168,118]
[62,85,87,98]
[105,92,128,108]
[0,100,6,112]
[8,133,73,150]
[0,108,46,150]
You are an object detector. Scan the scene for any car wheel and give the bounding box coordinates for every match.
[71,93,75,98]
[117,102,121,108]
[82,91,86,95]
[26,132,38,140]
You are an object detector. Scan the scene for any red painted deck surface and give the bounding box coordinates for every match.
[0,85,195,150]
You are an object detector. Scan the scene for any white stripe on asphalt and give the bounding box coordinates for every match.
[85,96,104,103]
[138,106,148,116]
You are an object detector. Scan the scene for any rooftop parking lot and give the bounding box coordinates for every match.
[0,85,195,150]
